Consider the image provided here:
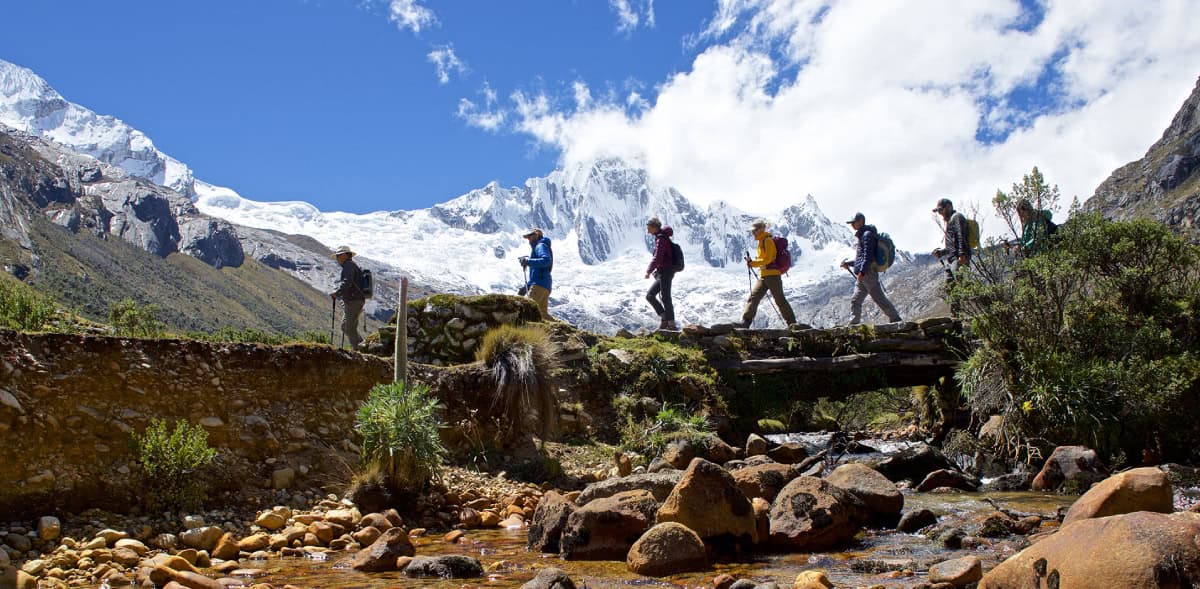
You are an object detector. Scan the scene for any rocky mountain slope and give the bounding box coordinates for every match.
[1085,75,1200,241]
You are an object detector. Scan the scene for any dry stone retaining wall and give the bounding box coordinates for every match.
[377,294,542,365]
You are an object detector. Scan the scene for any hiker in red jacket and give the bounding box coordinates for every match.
[644,217,677,330]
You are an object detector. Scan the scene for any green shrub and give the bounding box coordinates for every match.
[616,401,714,458]
[0,275,58,331]
[109,298,166,338]
[476,324,559,441]
[185,326,331,345]
[951,213,1200,462]
[131,419,218,511]
[356,382,447,495]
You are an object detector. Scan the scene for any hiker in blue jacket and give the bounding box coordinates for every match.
[519,228,555,321]
[840,213,901,325]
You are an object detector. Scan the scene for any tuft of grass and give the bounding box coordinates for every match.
[476,324,560,441]
[355,382,447,496]
[131,419,217,511]
[616,401,714,458]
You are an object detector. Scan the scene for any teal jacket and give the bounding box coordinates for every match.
[1020,210,1053,251]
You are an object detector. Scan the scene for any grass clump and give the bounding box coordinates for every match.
[0,274,58,331]
[131,419,218,511]
[476,324,559,441]
[616,400,714,458]
[109,298,166,338]
[355,382,447,495]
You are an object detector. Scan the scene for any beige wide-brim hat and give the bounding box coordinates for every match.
[332,245,355,257]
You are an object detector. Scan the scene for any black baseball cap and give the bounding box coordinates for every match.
[933,198,953,212]
[845,212,865,224]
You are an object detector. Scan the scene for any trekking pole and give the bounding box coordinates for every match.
[745,249,785,326]
[329,298,336,345]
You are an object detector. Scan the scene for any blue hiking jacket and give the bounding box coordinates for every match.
[853,224,879,275]
[526,237,553,291]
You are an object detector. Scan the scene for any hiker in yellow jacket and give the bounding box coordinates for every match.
[741,219,797,327]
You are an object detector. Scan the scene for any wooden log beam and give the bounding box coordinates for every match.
[714,351,959,374]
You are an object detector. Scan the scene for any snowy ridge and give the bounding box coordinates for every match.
[1,58,864,332]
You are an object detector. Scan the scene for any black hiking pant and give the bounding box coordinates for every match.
[646,270,675,322]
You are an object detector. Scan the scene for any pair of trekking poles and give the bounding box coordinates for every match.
[744,250,787,327]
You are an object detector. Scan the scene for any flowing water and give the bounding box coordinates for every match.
[160,491,1073,589]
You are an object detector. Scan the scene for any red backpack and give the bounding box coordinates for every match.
[768,236,792,274]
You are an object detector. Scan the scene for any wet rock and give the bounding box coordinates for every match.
[576,471,683,504]
[443,530,465,543]
[460,507,482,527]
[351,526,381,546]
[746,433,769,456]
[769,476,868,551]
[897,508,938,533]
[980,512,1200,588]
[521,566,576,589]
[37,516,60,541]
[180,526,223,551]
[161,569,222,589]
[752,497,771,542]
[766,442,808,464]
[825,463,903,526]
[657,458,758,548]
[792,570,833,588]
[935,528,965,549]
[560,489,659,560]
[1062,466,1173,525]
[872,443,957,483]
[626,522,707,576]
[714,573,736,589]
[979,471,1034,492]
[915,469,978,492]
[350,528,415,572]
[977,512,1017,538]
[729,580,758,589]
[404,555,483,578]
[211,533,239,560]
[732,463,798,502]
[929,556,982,586]
[1031,445,1105,493]
[358,512,391,531]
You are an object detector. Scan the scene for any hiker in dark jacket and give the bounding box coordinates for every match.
[520,228,555,321]
[932,197,971,281]
[840,213,901,325]
[644,217,677,330]
[330,245,365,349]
[1012,198,1054,254]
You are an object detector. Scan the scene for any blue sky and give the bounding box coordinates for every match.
[1,0,708,211]
[3,0,1199,248]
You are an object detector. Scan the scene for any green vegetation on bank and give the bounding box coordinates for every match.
[131,419,218,511]
[952,212,1200,463]
[355,382,447,495]
[0,272,59,331]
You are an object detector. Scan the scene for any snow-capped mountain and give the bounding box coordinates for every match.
[0,58,864,332]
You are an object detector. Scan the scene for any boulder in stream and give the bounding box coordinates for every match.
[1062,466,1173,525]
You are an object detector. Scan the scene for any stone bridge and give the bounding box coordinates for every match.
[674,317,965,399]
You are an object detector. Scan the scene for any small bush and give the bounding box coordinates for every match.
[356,382,447,495]
[109,298,166,338]
[0,275,58,331]
[476,324,559,441]
[131,419,218,511]
[185,327,331,345]
[617,402,714,458]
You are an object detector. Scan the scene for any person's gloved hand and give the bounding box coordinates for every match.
[517,286,528,296]
[519,256,529,268]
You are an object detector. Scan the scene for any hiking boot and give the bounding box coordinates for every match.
[658,318,670,330]
[664,320,678,330]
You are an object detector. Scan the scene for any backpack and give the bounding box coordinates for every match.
[770,236,792,274]
[966,218,981,250]
[1044,217,1058,236]
[669,240,685,273]
[874,232,896,272]
[357,268,374,299]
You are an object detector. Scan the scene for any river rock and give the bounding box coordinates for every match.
[872,443,957,483]
[916,469,978,492]
[979,512,1200,588]
[825,463,903,526]
[1062,466,1173,525]
[115,538,148,555]
[5,532,32,552]
[351,526,382,546]
[616,452,633,476]
[326,508,359,528]
[237,533,270,552]
[179,526,223,551]
[746,433,769,457]
[1031,445,1105,492]
[732,463,798,502]
[792,570,833,588]
[767,442,808,464]
[254,510,286,531]
[929,556,982,586]
[404,555,483,578]
[657,458,758,548]
[560,489,659,560]
[211,533,240,560]
[626,522,707,576]
[663,434,737,469]
[37,516,60,541]
[161,569,222,589]
[521,567,576,589]
[769,476,868,551]
[980,471,1035,492]
[576,471,683,504]
[351,528,415,572]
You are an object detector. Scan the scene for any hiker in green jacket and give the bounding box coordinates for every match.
[1009,199,1055,254]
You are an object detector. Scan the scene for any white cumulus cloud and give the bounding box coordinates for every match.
[502,0,1200,251]
[427,44,467,84]
[457,82,506,132]
[389,0,436,33]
